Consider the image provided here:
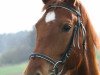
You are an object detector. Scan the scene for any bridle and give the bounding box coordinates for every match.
[30,3,86,75]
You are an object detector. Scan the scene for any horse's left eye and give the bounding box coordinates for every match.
[62,24,71,32]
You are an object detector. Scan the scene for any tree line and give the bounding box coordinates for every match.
[0,29,36,66]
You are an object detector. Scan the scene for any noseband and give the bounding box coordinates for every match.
[30,3,86,75]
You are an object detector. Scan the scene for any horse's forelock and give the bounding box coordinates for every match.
[43,0,80,11]
[43,0,60,11]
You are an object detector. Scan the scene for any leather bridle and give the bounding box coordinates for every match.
[30,3,86,75]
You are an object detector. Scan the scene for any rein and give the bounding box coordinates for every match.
[30,3,86,75]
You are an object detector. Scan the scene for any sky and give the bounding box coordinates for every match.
[0,0,100,35]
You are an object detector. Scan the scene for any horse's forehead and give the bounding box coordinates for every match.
[45,11,56,23]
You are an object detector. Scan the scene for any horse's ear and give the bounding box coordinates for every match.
[64,0,77,6]
[42,0,49,4]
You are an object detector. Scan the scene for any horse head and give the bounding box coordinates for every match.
[24,0,100,75]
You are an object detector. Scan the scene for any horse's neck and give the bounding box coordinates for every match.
[67,23,100,75]
[66,51,99,75]
[65,58,90,75]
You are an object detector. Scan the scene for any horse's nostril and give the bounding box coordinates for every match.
[34,71,42,75]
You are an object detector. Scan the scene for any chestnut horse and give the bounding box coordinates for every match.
[25,0,100,75]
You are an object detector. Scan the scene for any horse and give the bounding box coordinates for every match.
[24,0,100,75]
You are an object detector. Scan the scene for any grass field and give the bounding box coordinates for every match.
[96,50,100,60]
[0,63,27,75]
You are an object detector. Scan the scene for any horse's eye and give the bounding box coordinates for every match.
[62,24,71,32]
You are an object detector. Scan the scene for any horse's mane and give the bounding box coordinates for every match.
[80,3,100,50]
[79,2,100,74]
[86,15,100,50]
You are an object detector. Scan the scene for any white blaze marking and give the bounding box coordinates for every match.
[45,11,56,23]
